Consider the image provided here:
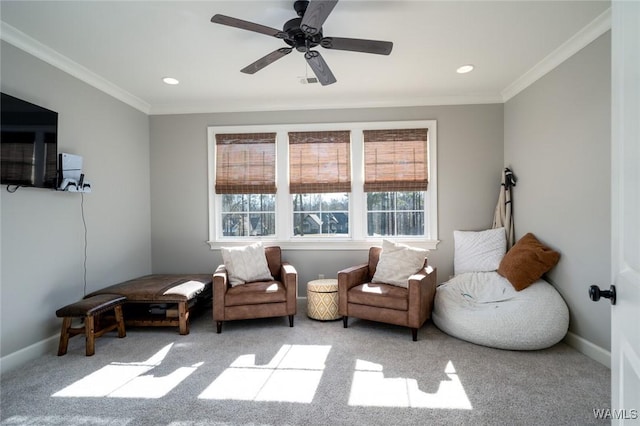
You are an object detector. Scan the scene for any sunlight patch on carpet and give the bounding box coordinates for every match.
[51,343,201,398]
[348,359,472,409]
[198,344,331,403]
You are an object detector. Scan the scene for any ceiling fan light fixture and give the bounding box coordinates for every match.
[456,64,475,74]
[162,77,180,85]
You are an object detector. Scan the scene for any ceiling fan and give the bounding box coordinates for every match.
[211,0,393,86]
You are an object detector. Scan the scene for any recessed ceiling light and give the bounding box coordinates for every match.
[456,65,474,74]
[162,77,180,85]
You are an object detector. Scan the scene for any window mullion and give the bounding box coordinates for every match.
[427,121,438,241]
[275,130,290,241]
[207,127,219,242]
[351,128,365,241]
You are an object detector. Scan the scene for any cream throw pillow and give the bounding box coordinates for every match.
[221,241,274,287]
[454,228,506,275]
[371,240,428,288]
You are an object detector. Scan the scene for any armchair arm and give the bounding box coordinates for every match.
[213,264,229,321]
[407,265,437,328]
[281,262,298,314]
[338,263,369,314]
[338,264,369,287]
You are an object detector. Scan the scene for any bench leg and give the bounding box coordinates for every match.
[178,302,189,335]
[114,305,126,338]
[85,315,96,356]
[57,317,72,356]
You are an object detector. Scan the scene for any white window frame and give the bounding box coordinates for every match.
[207,120,438,250]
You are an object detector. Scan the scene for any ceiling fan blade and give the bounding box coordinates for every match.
[211,14,285,38]
[304,50,336,86]
[301,0,338,36]
[321,37,393,55]
[240,48,293,74]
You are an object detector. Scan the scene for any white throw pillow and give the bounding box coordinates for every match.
[371,239,428,288]
[221,241,274,287]
[454,228,506,275]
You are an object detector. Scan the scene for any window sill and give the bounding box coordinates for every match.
[206,239,440,251]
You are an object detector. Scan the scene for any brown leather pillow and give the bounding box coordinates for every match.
[498,233,560,291]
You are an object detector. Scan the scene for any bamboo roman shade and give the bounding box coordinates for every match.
[215,132,276,194]
[289,130,351,193]
[363,128,428,192]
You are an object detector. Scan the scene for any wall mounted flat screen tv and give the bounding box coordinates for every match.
[1,93,58,188]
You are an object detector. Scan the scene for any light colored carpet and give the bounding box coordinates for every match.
[1,300,610,426]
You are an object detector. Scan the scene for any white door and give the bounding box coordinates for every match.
[610,1,640,423]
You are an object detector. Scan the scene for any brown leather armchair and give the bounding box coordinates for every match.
[338,246,437,341]
[213,246,297,333]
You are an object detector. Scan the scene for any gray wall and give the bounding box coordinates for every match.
[0,42,152,358]
[504,32,611,350]
[149,104,504,293]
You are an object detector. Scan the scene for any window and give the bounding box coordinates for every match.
[214,132,276,237]
[367,191,425,236]
[289,130,351,237]
[220,194,276,237]
[293,193,349,236]
[364,128,428,237]
[208,120,438,249]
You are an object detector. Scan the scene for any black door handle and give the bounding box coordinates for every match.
[589,285,616,305]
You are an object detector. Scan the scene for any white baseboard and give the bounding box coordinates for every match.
[0,334,59,376]
[563,331,611,368]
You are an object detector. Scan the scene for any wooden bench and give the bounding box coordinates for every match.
[85,274,212,335]
[56,294,127,356]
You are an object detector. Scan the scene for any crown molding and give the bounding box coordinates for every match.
[0,21,151,114]
[501,7,612,102]
[148,94,504,115]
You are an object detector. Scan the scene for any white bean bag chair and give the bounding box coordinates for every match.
[432,271,569,350]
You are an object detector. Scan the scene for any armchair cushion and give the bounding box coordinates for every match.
[221,241,274,286]
[371,239,428,288]
[348,283,409,311]
[224,281,286,306]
